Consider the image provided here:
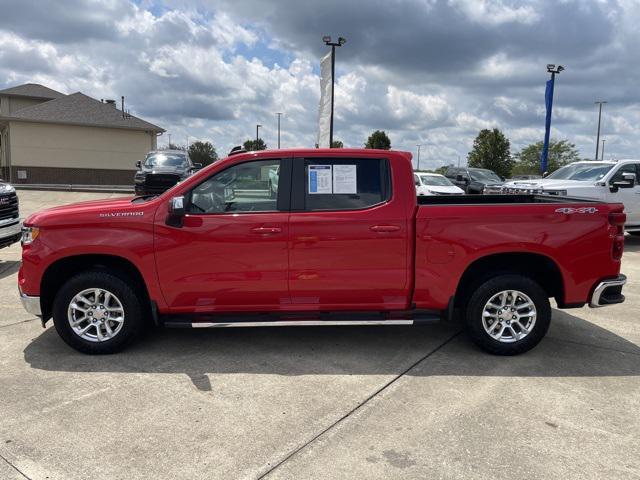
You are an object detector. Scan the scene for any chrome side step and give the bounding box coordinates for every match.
[164,318,437,329]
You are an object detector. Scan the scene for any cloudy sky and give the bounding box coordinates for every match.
[1,0,638,169]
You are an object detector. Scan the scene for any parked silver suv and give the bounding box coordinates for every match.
[0,180,21,249]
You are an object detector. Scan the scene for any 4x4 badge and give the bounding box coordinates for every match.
[555,207,599,214]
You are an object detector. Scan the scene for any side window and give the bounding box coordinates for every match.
[610,164,639,184]
[188,159,280,214]
[303,158,390,211]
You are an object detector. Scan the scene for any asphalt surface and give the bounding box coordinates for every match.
[0,190,639,480]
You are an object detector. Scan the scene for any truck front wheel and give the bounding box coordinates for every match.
[465,274,551,355]
[52,271,145,354]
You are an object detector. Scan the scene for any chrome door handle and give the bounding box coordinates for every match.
[370,225,400,233]
[251,226,282,234]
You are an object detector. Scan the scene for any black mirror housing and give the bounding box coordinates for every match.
[136,160,142,168]
[193,163,203,169]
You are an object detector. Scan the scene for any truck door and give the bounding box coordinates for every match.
[154,158,291,312]
[288,156,410,310]
[607,163,640,226]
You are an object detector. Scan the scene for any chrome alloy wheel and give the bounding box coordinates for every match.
[482,290,537,343]
[67,288,125,342]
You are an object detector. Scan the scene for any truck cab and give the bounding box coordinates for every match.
[501,160,640,233]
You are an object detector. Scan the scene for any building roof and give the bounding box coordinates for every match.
[0,83,65,100]
[5,92,164,132]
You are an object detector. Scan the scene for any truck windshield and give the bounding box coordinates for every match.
[469,169,501,183]
[144,153,187,168]
[420,175,454,186]
[546,163,613,181]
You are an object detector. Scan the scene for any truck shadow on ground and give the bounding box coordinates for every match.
[624,234,640,253]
[0,260,20,280]
[23,309,640,391]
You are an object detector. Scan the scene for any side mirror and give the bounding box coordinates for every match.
[611,173,635,191]
[542,171,549,178]
[166,196,185,227]
[193,163,203,169]
[136,160,142,168]
[456,174,463,182]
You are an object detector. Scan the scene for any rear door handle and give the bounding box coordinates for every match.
[251,226,282,234]
[370,225,400,233]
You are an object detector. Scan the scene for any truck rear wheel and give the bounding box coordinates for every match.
[52,271,145,354]
[465,274,551,355]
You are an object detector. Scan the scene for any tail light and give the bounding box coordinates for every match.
[609,211,626,260]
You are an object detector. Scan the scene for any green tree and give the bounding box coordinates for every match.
[243,138,267,151]
[188,141,218,167]
[467,128,513,178]
[163,143,184,151]
[365,130,391,150]
[434,164,452,175]
[331,140,344,148]
[512,139,579,176]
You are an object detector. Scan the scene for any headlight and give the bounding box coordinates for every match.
[21,226,40,245]
[0,184,15,194]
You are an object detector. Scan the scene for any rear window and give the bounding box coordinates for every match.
[303,158,390,211]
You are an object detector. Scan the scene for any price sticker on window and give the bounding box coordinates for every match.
[308,165,333,194]
[333,165,357,194]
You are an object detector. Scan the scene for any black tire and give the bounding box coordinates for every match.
[464,274,551,355]
[52,271,146,354]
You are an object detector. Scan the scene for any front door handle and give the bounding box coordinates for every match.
[370,225,400,233]
[251,226,282,234]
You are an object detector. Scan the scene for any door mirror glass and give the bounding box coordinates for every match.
[193,163,203,169]
[613,173,636,189]
[169,196,185,216]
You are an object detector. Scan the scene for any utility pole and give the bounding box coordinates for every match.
[322,36,346,147]
[256,124,262,146]
[276,113,283,149]
[416,144,422,171]
[457,155,461,167]
[594,101,607,161]
[168,133,171,148]
[601,139,606,160]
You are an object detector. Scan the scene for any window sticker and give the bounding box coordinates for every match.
[333,164,357,194]
[308,165,333,194]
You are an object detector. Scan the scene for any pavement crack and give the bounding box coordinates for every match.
[0,451,31,480]
[0,318,37,330]
[548,336,640,357]
[256,330,462,479]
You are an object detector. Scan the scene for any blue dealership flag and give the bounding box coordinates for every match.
[540,78,555,173]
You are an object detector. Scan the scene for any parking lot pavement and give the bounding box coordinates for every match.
[0,190,639,480]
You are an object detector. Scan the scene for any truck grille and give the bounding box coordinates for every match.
[145,174,180,193]
[0,192,19,222]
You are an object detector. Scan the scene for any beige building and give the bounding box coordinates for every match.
[0,83,164,185]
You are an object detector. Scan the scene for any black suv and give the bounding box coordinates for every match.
[0,180,21,249]
[134,150,202,195]
[445,166,504,194]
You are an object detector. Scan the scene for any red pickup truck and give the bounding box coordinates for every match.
[19,148,627,355]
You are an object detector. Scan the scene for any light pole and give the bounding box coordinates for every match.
[416,144,422,171]
[594,101,607,161]
[322,35,346,147]
[275,113,283,149]
[541,64,564,174]
[601,139,606,160]
[256,124,262,146]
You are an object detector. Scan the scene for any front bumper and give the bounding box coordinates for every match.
[0,220,22,248]
[589,274,626,308]
[20,290,42,316]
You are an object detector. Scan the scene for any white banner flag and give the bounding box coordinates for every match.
[317,50,333,148]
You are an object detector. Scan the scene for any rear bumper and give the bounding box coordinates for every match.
[20,291,42,316]
[589,274,626,308]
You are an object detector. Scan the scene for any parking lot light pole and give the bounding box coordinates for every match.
[416,144,422,171]
[322,36,346,147]
[541,64,564,174]
[601,139,606,160]
[256,124,262,145]
[276,113,282,149]
[595,101,607,161]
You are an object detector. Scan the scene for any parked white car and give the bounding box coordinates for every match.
[501,160,640,234]
[414,173,465,196]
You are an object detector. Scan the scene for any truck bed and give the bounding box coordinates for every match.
[417,194,602,205]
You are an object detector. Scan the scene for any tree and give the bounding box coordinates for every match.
[188,141,218,167]
[512,139,579,176]
[163,143,184,151]
[243,138,267,151]
[434,164,452,175]
[467,128,513,178]
[365,130,391,150]
[331,140,344,148]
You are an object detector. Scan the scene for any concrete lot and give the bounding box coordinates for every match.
[1,190,639,480]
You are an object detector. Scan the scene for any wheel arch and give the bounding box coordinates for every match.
[40,254,150,321]
[454,252,565,309]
